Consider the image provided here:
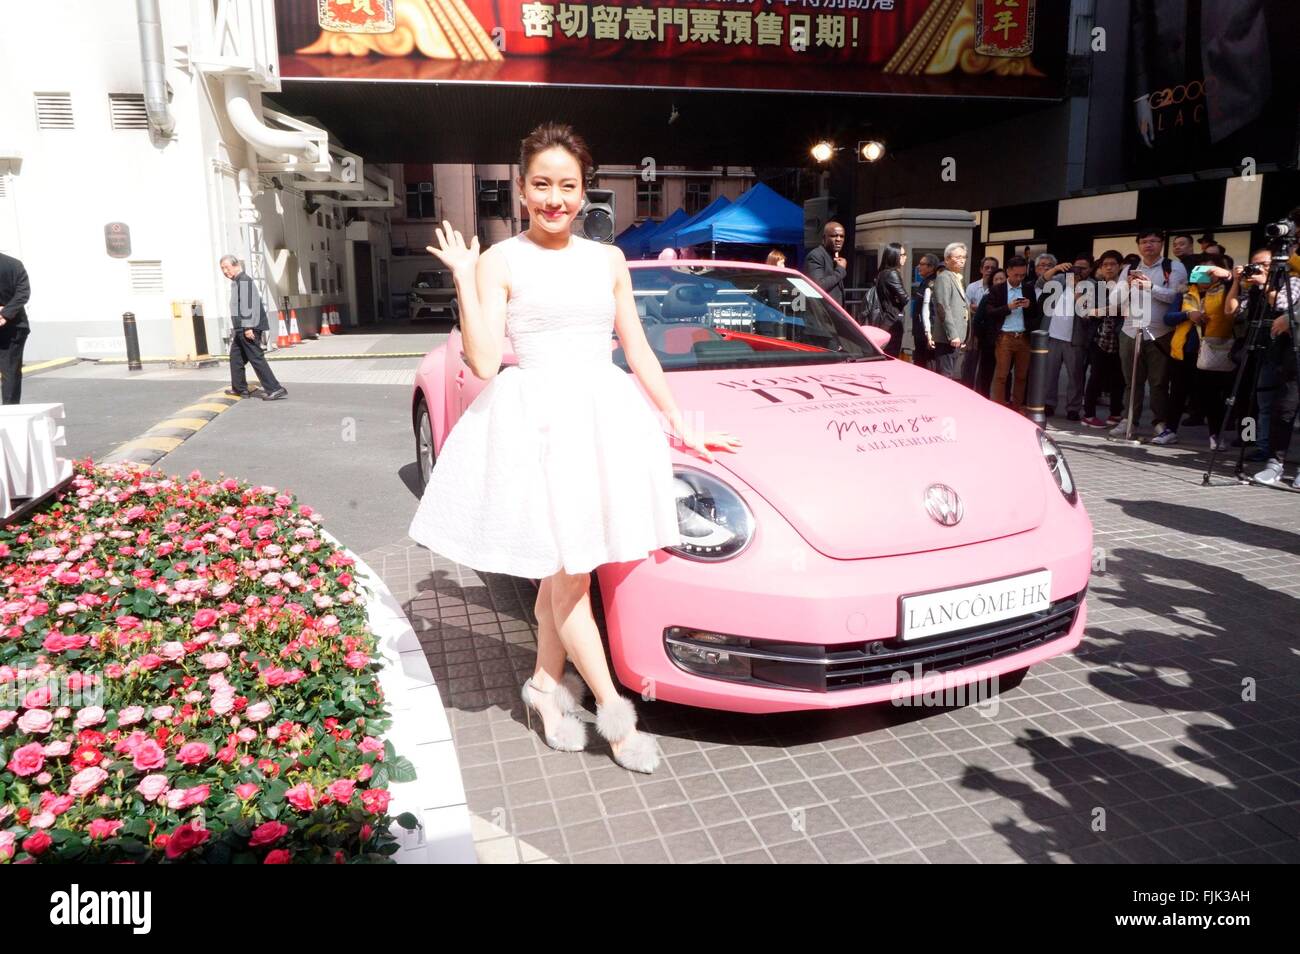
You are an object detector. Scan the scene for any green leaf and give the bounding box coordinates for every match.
[395,812,420,831]
[387,756,417,784]
[370,766,389,789]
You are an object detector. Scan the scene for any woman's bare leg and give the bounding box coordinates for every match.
[526,577,570,738]
[548,569,644,758]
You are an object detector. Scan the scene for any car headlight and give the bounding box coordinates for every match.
[1038,430,1077,504]
[666,468,755,561]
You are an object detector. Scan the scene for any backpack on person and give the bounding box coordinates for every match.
[859,284,884,327]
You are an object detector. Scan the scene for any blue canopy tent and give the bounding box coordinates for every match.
[627,207,689,258]
[644,195,730,256]
[674,183,805,262]
[613,219,656,255]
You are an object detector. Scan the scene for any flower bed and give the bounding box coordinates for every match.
[0,463,416,863]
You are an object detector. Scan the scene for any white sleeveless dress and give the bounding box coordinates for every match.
[408,232,683,578]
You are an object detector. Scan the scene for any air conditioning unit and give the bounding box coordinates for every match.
[576,189,616,243]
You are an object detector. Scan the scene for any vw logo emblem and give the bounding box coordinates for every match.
[924,484,964,527]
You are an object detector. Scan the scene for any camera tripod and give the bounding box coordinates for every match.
[1203,237,1299,485]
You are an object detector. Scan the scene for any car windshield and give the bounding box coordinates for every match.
[619,265,883,371]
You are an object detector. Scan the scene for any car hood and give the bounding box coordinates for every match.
[658,359,1049,560]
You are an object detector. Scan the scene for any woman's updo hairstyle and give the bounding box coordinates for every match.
[519,122,593,186]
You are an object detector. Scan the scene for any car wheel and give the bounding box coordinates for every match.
[415,399,435,492]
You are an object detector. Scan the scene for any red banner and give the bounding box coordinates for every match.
[278,0,1062,97]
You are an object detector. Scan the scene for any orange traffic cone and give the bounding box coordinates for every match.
[319,307,333,336]
[288,309,302,345]
[276,313,290,347]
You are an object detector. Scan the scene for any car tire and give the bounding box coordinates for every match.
[995,667,1029,693]
[414,398,435,493]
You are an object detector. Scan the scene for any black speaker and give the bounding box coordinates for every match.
[576,189,616,243]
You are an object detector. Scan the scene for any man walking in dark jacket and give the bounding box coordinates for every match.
[806,221,847,306]
[0,252,32,404]
[220,255,287,400]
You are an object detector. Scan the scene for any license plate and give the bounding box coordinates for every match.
[900,570,1052,642]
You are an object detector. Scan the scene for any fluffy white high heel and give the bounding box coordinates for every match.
[595,695,660,774]
[521,677,587,752]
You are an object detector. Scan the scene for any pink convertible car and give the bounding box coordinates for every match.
[411,259,1092,714]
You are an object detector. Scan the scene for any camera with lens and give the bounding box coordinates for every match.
[1264,219,1295,240]
[1240,263,1264,279]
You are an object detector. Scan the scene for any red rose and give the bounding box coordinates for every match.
[263,849,291,864]
[249,821,289,847]
[73,744,103,767]
[164,822,210,859]
[137,654,163,671]
[360,788,390,815]
[22,831,53,856]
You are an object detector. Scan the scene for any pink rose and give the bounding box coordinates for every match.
[0,710,16,731]
[17,709,53,735]
[235,783,259,800]
[285,782,317,812]
[249,820,288,847]
[132,739,166,771]
[166,784,210,809]
[41,793,75,816]
[200,652,230,671]
[89,818,124,840]
[7,742,45,777]
[245,701,272,722]
[22,685,52,708]
[137,654,163,671]
[138,774,170,801]
[176,742,210,766]
[151,705,174,720]
[357,736,384,759]
[344,651,368,670]
[69,766,109,797]
[30,811,55,829]
[327,779,356,804]
[34,772,52,786]
[263,849,291,864]
[42,740,71,757]
[192,608,219,629]
[0,831,14,862]
[117,705,145,726]
[160,642,185,661]
[74,706,106,730]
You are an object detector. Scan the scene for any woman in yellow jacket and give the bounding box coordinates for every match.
[1161,257,1237,449]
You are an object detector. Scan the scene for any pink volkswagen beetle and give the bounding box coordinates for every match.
[411,259,1092,714]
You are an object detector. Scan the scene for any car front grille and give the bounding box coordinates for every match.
[663,592,1084,693]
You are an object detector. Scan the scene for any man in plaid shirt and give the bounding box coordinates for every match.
[1080,249,1127,428]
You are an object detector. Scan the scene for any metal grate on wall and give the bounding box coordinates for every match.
[109,94,148,130]
[34,93,74,130]
[129,260,164,294]
[0,177,7,198]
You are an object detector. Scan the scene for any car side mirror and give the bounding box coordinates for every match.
[862,325,891,351]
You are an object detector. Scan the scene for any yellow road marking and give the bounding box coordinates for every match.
[21,356,78,373]
[114,436,184,453]
[183,402,232,414]
[154,418,212,431]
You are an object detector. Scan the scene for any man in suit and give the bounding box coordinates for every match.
[220,255,287,400]
[930,242,971,380]
[805,221,847,306]
[0,251,31,404]
[982,256,1043,412]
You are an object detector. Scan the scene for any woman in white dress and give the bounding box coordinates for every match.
[411,123,741,773]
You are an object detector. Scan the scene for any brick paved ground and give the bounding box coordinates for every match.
[362,423,1300,863]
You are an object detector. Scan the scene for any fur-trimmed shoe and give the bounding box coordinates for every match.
[521,678,587,752]
[594,695,660,774]
[553,667,589,715]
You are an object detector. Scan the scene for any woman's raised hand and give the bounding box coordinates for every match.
[426,219,480,278]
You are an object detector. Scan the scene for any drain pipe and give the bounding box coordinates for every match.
[223,75,320,165]
[136,0,175,138]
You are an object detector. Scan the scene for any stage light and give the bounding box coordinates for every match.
[859,140,886,162]
[811,141,835,163]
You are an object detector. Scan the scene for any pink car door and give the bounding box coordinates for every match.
[449,327,517,421]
